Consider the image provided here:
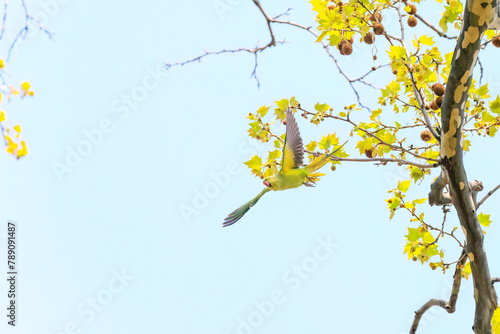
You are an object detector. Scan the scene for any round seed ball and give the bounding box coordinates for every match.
[342,42,353,55]
[407,4,417,15]
[408,16,417,27]
[436,96,443,108]
[492,36,500,47]
[420,130,432,142]
[431,83,445,96]
[364,32,375,44]
[373,23,385,35]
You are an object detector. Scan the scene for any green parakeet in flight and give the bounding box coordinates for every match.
[223,108,345,227]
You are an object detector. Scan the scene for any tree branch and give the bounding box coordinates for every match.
[414,13,458,40]
[0,0,7,41]
[166,1,383,108]
[477,183,500,208]
[401,198,464,248]
[429,170,453,206]
[164,42,286,87]
[7,0,53,60]
[270,17,374,110]
[394,3,441,141]
[298,107,440,163]
[252,0,276,47]
[470,180,484,210]
[429,174,484,208]
[410,250,468,334]
[305,150,440,169]
[164,2,288,87]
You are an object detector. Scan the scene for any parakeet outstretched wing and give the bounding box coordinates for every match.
[223,188,270,227]
[280,108,304,172]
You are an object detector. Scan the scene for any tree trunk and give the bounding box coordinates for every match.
[440,1,499,332]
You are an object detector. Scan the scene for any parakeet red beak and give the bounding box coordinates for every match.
[263,180,271,188]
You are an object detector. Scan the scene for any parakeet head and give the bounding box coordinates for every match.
[263,175,278,189]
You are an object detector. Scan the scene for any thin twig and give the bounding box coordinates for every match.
[427,206,451,246]
[0,0,7,41]
[478,57,484,86]
[401,197,463,248]
[395,3,440,141]
[252,0,276,47]
[414,13,457,40]
[273,8,292,20]
[298,107,440,162]
[164,42,285,87]
[271,18,372,110]
[7,0,54,60]
[305,150,440,169]
[477,184,500,208]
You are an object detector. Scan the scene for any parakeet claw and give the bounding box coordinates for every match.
[304,181,316,187]
[306,176,317,184]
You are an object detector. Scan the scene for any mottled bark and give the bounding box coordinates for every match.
[438,0,499,332]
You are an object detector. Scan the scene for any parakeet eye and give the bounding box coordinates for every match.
[263,180,271,188]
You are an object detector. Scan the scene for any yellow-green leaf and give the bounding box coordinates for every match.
[493,307,500,334]
[463,261,471,280]
[478,213,491,227]
[490,95,500,114]
[257,105,270,117]
[398,180,411,193]
[419,35,434,46]
[413,198,426,205]
[244,155,262,171]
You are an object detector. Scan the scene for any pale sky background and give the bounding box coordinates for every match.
[0,0,499,333]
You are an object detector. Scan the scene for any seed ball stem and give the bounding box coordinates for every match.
[370,12,383,22]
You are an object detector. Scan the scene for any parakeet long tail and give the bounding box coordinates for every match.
[223,188,270,227]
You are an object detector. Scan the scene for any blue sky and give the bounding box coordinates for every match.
[0,0,499,333]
